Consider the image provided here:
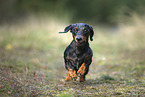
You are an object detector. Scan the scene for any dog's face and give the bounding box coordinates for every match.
[71,25,92,46]
[59,23,94,46]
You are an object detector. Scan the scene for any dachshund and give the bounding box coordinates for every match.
[59,23,94,82]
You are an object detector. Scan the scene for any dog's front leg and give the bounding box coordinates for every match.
[65,68,77,81]
[77,63,86,82]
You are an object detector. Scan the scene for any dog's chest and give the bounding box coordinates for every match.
[69,52,84,67]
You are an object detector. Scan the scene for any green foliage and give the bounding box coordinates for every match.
[1,0,145,24]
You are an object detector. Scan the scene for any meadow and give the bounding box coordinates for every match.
[0,14,145,96]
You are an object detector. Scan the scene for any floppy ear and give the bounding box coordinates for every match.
[59,24,73,33]
[89,25,94,41]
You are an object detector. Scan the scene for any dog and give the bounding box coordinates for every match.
[59,23,94,82]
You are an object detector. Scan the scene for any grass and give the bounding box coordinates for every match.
[0,15,145,96]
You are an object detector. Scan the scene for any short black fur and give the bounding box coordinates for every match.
[59,23,94,82]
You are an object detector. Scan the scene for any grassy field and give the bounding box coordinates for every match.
[0,15,145,97]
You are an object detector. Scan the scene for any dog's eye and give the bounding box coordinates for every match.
[84,29,87,32]
[83,29,89,35]
[83,29,88,33]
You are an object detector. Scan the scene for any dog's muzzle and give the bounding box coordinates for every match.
[76,35,83,42]
[75,35,86,46]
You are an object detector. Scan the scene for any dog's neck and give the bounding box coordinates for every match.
[72,40,89,56]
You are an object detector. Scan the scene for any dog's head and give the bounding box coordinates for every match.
[59,23,94,46]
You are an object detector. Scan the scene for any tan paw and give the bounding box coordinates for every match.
[77,63,85,77]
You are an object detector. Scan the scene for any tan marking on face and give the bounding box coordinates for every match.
[83,27,85,30]
[74,36,78,42]
[82,36,87,41]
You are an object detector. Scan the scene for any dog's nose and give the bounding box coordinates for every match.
[76,37,82,41]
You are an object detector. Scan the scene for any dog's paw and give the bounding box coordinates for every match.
[77,69,85,77]
[71,76,77,81]
[77,63,86,77]
[70,71,77,81]
[67,69,78,81]
[65,76,71,81]
[79,76,85,82]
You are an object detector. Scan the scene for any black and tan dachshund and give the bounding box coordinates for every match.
[59,23,94,82]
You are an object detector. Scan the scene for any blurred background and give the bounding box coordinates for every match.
[1,0,145,25]
[0,0,145,96]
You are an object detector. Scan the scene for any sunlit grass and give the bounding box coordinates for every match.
[0,14,145,96]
